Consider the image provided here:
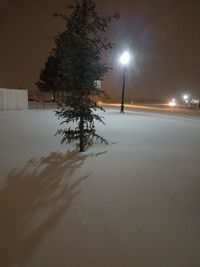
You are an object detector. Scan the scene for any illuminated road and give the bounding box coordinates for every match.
[102,102,200,117]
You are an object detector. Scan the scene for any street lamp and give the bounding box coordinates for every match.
[169,98,176,107]
[119,51,130,113]
[183,94,189,101]
[182,94,190,106]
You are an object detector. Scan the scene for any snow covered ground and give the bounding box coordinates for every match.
[0,108,200,267]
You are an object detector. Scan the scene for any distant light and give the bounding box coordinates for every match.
[119,52,130,65]
[172,98,176,102]
[185,99,189,103]
[169,100,176,107]
[183,94,189,100]
[191,99,199,104]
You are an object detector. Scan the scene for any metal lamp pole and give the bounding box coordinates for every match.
[119,51,130,113]
[120,67,126,113]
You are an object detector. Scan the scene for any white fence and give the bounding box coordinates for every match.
[0,89,28,111]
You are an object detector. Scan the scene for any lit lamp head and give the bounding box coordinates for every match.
[119,51,130,65]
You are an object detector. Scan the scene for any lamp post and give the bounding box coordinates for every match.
[119,51,130,113]
[182,94,189,106]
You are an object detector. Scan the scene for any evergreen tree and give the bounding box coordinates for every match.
[37,0,119,152]
[36,55,61,102]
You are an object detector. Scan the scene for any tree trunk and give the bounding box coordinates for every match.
[79,115,85,152]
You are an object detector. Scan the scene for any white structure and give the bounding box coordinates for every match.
[0,89,28,111]
[94,80,102,90]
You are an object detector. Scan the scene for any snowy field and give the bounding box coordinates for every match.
[0,108,200,267]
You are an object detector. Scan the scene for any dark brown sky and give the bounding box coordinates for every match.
[0,0,200,100]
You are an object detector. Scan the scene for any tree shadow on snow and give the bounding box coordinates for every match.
[0,151,90,267]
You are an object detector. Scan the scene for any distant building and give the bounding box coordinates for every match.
[0,89,28,111]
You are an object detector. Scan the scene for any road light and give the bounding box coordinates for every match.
[183,94,189,101]
[169,98,176,107]
[182,94,190,106]
[119,51,130,113]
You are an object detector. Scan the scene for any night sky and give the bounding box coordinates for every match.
[1,0,200,101]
